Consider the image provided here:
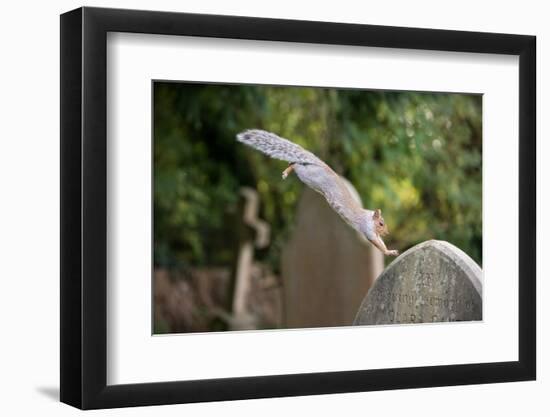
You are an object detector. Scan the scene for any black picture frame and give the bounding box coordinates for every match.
[60,6,536,410]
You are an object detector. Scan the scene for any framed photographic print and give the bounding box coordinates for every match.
[60,6,536,409]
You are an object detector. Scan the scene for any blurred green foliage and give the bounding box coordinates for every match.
[154,82,482,270]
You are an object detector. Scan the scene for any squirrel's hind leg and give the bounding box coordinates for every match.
[282,163,295,180]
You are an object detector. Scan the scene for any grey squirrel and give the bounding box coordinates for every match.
[237,129,399,256]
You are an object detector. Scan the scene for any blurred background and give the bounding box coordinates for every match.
[153,82,482,334]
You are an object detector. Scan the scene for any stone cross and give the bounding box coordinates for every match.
[354,240,482,325]
[229,187,270,330]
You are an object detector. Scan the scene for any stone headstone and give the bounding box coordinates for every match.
[354,240,482,325]
[282,181,384,328]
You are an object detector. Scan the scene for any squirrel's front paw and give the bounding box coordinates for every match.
[385,249,399,256]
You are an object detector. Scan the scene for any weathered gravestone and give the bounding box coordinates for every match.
[354,240,482,325]
[282,181,384,328]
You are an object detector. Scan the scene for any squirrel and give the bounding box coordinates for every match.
[237,129,399,256]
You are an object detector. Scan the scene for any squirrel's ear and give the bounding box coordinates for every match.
[374,209,382,219]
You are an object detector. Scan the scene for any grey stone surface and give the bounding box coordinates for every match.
[354,240,482,325]
[282,184,384,328]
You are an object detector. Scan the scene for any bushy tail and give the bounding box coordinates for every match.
[236,129,321,165]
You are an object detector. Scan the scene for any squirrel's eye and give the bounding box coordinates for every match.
[379,221,384,226]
